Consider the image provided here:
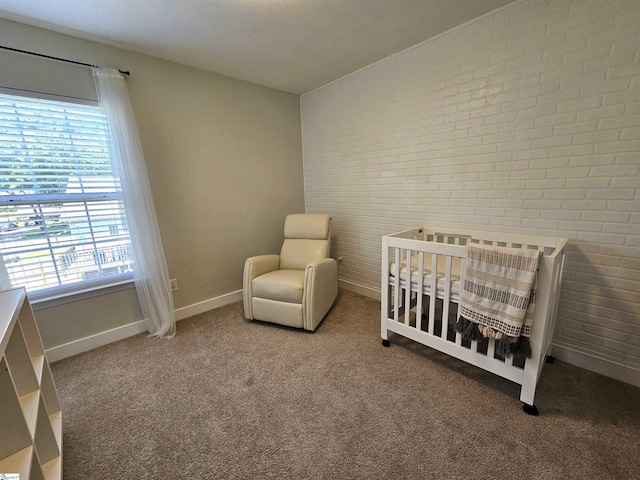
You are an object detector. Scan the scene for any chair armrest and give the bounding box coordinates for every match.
[303,258,338,330]
[245,254,280,279]
[243,254,280,319]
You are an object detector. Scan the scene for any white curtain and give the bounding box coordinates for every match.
[93,67,176,338]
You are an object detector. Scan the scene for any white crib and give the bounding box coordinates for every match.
[381,226,567,415]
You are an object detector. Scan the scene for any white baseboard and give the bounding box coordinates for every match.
[339,279,381,301]
[46,319,148,363]
[551,344,640,389]
[175,289,242,321]
[47,289,243,362]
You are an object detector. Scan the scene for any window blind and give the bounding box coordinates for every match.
[0,93,132,298]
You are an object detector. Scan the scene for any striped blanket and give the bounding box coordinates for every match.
[455,243,541,358]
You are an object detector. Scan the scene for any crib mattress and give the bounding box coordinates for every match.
[390,254,462,299]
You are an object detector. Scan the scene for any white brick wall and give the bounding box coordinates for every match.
[301,0,640,383]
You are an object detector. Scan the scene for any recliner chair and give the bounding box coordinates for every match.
[243,214,338,331]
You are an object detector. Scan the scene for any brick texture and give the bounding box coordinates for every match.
[302,0,640,374]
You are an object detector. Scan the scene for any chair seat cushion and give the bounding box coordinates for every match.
[252,269,305,303]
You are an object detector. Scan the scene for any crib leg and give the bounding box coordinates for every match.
[522,403,539,416]
[545,355,556,363]
[382,339,390,347]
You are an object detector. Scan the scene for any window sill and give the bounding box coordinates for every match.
[30,277,136,311]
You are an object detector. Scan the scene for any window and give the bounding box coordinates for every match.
[0,92,132,300]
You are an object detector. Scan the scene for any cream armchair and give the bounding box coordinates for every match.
[243,214,338,331]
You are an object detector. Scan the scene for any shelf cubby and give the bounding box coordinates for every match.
[0,358,32,459]
[0,446,34,479]
[1,288,63,480]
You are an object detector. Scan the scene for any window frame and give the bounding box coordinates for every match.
[0,87,135,305]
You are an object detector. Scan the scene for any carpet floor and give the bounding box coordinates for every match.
[51,290,640,479]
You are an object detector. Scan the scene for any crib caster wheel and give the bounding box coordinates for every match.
[545,355,556,364]
[382,339,390,347]
[523,404,539,416]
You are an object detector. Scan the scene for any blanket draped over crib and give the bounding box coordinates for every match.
[455,243,541,359]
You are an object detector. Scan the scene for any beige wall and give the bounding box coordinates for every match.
[0,19,305,348]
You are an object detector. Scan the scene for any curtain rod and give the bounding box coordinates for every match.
[0,45,131,76]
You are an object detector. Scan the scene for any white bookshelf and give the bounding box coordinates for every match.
[0,288,62,480]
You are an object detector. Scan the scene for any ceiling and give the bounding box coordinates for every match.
[0,0,514,94]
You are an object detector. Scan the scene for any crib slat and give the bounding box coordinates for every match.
[487,338,495,358]
[428,253,437,335]
[456,255,467,346]
[404,249,412,326]
[416,251,424,332]
[441,256,452,340]
[393,248,400,323]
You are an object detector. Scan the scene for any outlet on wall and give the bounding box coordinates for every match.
[170,278,178,292]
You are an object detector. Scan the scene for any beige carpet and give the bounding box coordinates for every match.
[51,290,640,479]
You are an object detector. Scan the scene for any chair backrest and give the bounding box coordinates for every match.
[280,214,331,270]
